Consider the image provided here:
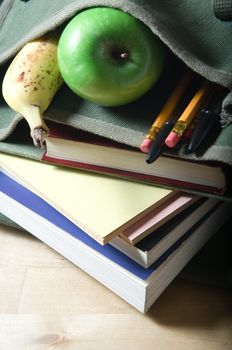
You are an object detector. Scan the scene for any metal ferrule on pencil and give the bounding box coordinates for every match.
[171,120,188,137]
[146,125,160,140]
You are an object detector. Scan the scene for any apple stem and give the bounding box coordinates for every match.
[120,52,128,59]
[111,49,129,63]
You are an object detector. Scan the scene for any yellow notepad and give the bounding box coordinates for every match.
[0,153,174,244]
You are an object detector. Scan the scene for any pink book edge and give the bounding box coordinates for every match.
[121,193,196,245]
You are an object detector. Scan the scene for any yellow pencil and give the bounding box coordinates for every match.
[140,70,193,153]
[165,80,213,148]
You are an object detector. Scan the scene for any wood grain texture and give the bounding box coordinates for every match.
[0,224,232,350]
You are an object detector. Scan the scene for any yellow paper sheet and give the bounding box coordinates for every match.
[0,153,173,244]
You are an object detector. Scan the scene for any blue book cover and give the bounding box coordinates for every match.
[0,171,219,281]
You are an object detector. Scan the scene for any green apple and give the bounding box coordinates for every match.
[57,7,165,106]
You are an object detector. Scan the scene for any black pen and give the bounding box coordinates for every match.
[188,106,221,153]
[146,100,188,164]
[146,120,175,163]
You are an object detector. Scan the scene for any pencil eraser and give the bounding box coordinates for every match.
[165,132,180,148]
[140,139,153,153]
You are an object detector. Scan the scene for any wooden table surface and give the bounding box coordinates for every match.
[0,223,231,350]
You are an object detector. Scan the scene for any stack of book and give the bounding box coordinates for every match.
[0,151,231,312]
[0,58,231,313]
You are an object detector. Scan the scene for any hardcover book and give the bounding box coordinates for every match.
[42,121,228,196]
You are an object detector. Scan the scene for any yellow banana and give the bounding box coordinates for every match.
[2,34,63,147]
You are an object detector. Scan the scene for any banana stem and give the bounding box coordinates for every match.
[23,104,48,132]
